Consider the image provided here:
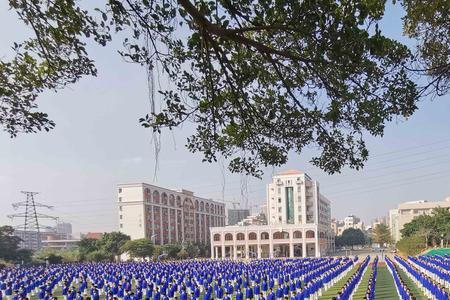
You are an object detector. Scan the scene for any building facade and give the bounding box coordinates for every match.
[228,209,250,225]
[390,197,450,242]
[343,215,364,231]
[118,183,226,245]
[210,170,334,258]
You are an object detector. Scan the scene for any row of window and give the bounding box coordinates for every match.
[213,230,319,241]
[118,188,225,215]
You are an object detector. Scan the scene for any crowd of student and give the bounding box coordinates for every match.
[363,256,378,300]
[395,255,450,300]
[0,257,358,300]
[385,257,416,300]
[333,256,370,300]
[408,255,450,288]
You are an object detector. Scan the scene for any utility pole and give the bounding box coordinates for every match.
[8,191,58,250]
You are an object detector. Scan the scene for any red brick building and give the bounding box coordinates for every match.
[118,183,226,245]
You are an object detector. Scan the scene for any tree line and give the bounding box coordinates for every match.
[0,227,211,265]
[397,207,450,256]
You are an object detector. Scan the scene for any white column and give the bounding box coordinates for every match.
[233,233,237,259]
[245,234,249,259]
[315,230,320,257]
[221,233,225,259]
[159,205,163,245]
[168,208,172,242]
[289,228,294,258]
[269,231,274,258]
[257,231,262,258]
[210,239,214,259]
[175,209,179,243]
[302,234,307,258]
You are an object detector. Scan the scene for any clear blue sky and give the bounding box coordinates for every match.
[1,2,450,233]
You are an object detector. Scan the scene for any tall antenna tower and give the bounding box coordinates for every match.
[8,191,58,250]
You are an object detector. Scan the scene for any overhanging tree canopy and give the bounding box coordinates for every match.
[0,0,429,177]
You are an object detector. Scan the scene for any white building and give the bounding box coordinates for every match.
[343,215,364,231]
[210,170,333,258]
[389,196,450,242]
[389,209,400,242]
[118,183,226,245]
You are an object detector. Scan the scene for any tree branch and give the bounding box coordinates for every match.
[177,0,314,63]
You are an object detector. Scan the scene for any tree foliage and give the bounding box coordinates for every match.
[78,238,100,257]
[1,0,425,177]
[121,238,154,259]
[77,232,130,261]
[336,228,366,249]
[372,223,392,246]
[86,250,113,262]
[400,207,450,247]
[0,226,24,262]
[162,244,182,259]
[177,248,189,259]
[99,231,130,258]
[401,0,450,95]
[396,234,426,256]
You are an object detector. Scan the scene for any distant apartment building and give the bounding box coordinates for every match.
[344,215,364,230]
[389,209,400,242]
[56,222,73,239]
[118,183,226,245]
[331,215,364,236]
[370,216,387,230]
[210,170,333,258]
[389,196,450,242]
[331,219,345,236]
[228,209,250,225]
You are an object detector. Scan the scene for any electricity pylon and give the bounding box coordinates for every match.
[8,191,58,250]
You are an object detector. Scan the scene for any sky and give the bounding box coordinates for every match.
[1,2,450,234]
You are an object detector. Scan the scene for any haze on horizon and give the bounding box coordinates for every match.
[1,2,450,234]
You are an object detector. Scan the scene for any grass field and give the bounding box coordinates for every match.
[396,265,427,300]
[352,263,372,299]
[318,264,358,300]
[373,264,399,300]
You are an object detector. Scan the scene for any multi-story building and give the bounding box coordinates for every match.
[331,219,344,236]
[56,222,73,239]
[343,215,364,231]
[228,209,250,225]
[389,196,450,242]
[389,209,400,242]
[118,183,226,245]
[210,169,333,258]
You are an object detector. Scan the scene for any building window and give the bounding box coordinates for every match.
[118,188,122,193]
[120,223,123,228]
[119,215,123,219]
[278,216,282,222]
[119,197,122,202]
[119,206,122,211]
[278,207,282,213]
[278,198,281,203]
